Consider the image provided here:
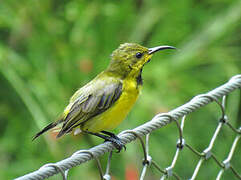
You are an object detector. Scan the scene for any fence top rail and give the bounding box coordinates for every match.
[16,74,241,180]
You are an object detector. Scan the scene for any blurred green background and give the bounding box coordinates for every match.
[0,0,240,179]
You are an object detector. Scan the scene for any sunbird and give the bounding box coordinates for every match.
[33,43,175,151]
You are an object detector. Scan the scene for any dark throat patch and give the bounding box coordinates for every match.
[136,68,143,86]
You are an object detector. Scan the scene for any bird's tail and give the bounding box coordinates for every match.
[32,118,64,141]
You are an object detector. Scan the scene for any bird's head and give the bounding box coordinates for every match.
[107,43,175,78]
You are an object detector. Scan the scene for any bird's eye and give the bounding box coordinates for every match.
[135,52,143,59]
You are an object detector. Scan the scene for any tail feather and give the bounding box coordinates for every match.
[56,124,74,138]
[56,129,65,138]
[32,119,64,141]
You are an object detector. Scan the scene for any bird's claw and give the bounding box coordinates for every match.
[111,137,126,153]
[86,130,126,152]
[104,135,126,153]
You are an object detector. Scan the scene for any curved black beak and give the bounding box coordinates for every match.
[148,45,176,54]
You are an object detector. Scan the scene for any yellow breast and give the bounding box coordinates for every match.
[82,78,141,132]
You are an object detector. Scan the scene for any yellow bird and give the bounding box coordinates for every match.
[33,43,175,151]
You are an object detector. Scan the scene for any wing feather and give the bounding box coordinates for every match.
[57,77,122,137]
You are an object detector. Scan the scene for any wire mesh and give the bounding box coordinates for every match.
[15,74,241,180]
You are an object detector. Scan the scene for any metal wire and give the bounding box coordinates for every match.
[15,74,241,180]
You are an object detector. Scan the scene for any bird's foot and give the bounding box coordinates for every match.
[101,131,126,153]
[84,130,125,153]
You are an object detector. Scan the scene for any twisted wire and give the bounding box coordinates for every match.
[15,75,241,180]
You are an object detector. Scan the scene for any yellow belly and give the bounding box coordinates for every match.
[82,79,141,132]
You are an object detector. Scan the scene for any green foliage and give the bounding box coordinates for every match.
[0,0,240,179]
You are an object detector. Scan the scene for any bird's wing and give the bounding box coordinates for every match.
[57,77,122,137]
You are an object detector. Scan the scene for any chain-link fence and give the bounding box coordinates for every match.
[16,75,241,180]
